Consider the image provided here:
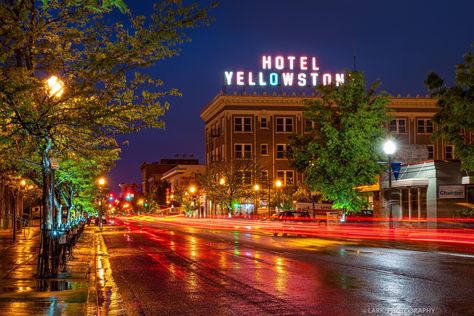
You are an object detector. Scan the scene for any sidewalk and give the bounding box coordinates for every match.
[0,225,125,315]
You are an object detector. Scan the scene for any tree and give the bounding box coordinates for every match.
[198,160,264,215]
[425,43,474,171]
[0,0,215,276]
[289,71,389,212]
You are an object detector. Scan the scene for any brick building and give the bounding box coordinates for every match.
[201,91,474,221]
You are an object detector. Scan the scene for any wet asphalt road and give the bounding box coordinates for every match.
[102,218,474,316]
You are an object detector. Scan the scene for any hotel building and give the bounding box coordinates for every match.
[201,91,474,222]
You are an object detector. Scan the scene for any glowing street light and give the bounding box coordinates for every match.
[383,140,396,156]
[189,185,196,194]
[275,179,283,188]
[383,140,397,230]
[97,177,106,187]
[96,177,107,230]
[253,184,260,217]
[219,177,226,185]
[46,75,64,98]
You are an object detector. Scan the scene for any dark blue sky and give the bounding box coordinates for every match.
[109,0,474,192]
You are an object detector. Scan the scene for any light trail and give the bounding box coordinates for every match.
[117,215,474,249]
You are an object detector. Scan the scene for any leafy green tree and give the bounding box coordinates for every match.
[289,71,389,212]
[272,185,298,211]
[0,0,215,276]
[198,160,264,215]
[425,43,474,171]
[173,185,197,216]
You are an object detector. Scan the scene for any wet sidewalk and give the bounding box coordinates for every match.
[0,225,126,315]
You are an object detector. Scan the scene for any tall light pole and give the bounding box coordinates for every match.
[383,140,396,229]
[97,177,107,230]
[253,184,260,218]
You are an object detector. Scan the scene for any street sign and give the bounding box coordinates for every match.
[391,162,401,180]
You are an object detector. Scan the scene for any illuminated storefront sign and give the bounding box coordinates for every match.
[224,55,344,87]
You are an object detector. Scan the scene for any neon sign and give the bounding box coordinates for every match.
[224,55,344,87]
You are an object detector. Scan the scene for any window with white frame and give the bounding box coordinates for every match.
[389,119,407,134]
[275,117,294,132]
[276,170,295,186]
[445,145,454,160]
[234,144,252,159]
[276,144,289,159]
[234,117,252,132]
[260,117,268,129]
[260,144,268,155]
[417,119,433,134]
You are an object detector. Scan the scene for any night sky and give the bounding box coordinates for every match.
[109,0,474,192]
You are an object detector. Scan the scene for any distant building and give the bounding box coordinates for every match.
[201,91,474,222]
[161,164,206,205]
[140,158,202,206]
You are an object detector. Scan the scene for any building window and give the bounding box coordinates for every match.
[275,117,294,132]
[260,117,268,129]
[276,170,295,186]
[234,117,252,132]
[261,170,269,182]
[389,119,407,134]
[445,145,454,160]
[234,144,252,159]
[304,119,315,133]
[260,144,268,155]
[417,119,433,134]
[427,145,434,159]
[236,171,252,185]
[276,144,289,159]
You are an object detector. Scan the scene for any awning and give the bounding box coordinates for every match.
[381,178,429,189]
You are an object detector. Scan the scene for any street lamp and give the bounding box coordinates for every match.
[46,75,64,98]
[383,140,396,229]
[189,185,198,217]
[274,179,283,213]
[97,177,107,230]
[253,184,260,218]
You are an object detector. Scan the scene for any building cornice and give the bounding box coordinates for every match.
[200,92,438,123]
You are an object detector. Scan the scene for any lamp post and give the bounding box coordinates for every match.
[97,177,107,230]
[383,140,396,229]
[275,179,283,213]
[253,184,260,218]
[189,185,198,217]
